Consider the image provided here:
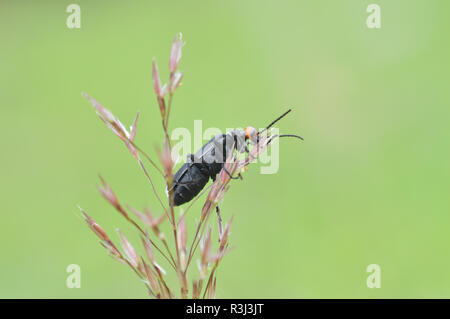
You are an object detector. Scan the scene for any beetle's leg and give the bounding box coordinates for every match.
[245,141,258,162]
[226,163,243,180]
[169,178,193,193]
[223,166,240,180]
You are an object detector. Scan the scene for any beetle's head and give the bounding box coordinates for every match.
[245,126,259,144]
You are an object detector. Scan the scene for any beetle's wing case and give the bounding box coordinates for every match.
[192,134,225,164]
[197,131,246,164]
[173,163,209,206]
[193,137,216,160]
[173,136,216,182]
[173,162,189,182]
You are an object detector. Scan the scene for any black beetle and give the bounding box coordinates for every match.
[171,109,303,206]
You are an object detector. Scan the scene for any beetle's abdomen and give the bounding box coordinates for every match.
[173,164,209,206]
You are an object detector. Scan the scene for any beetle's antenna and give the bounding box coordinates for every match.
[278,134,304,140]
[267,134,304,144]
[259,109,292,134]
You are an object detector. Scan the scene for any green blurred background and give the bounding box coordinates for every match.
[1,0,449,298]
